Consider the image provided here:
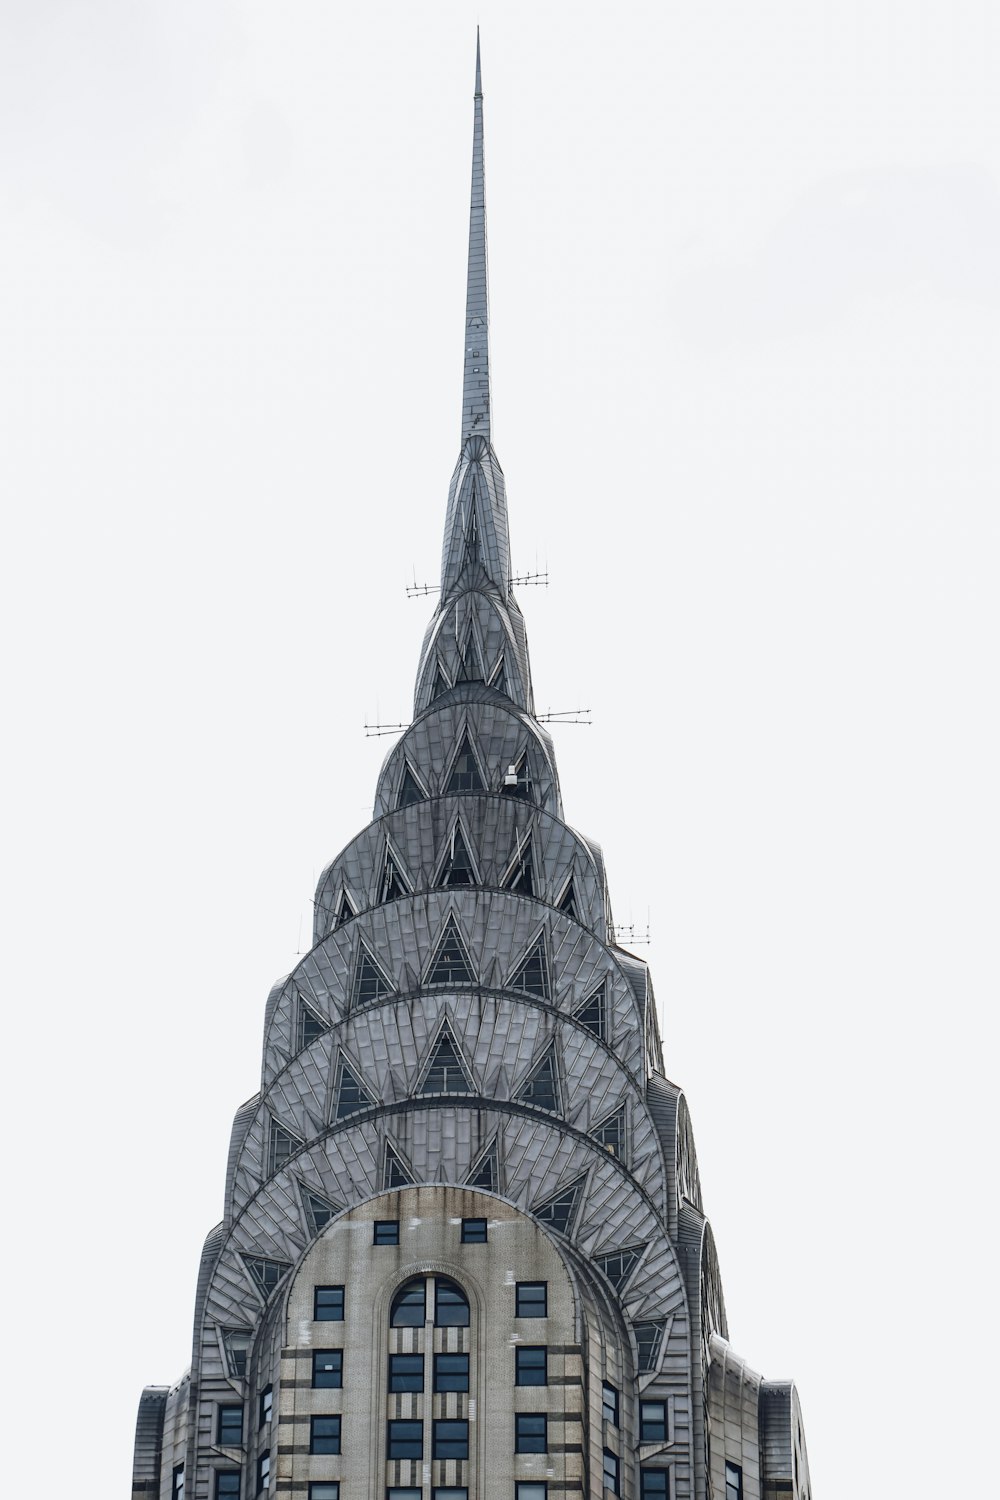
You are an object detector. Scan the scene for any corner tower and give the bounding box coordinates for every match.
[133,42,812,1500]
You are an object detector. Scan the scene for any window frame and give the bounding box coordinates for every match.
[460,1216,488,1243]
[309,1487,340,1500]
[310,1414,342,1455]
[725,1462,743,1500]
[388,1352,425,1393]
[433,1352,470,1393]
[603,1449,621,1496]
[602,1381,619,1426]
[640,1471,670,1500]
[217,1405,244,1447]
[312,1348,344,1389]
[215,1476,241,1499]
[172,1466,185,1499]
[515,1486,548,1500]
[515,1280,547,1318]
[514,1413,548,1454]
[387,1419,424,1460]
[515,1345,548,1386]
[256,1450,270,1495]
[258,1385,272,1429]
[313,1284,345,1321]
[433,1418,470,1460]
[374,1218,400,1245]
[640,1399,668,1443]
[434,1276,470,1327]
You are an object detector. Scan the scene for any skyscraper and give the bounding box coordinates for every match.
[133,41,811,1500]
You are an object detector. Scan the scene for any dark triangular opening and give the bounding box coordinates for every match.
[501,752,531,801]
[379,847,409,904]
[466,1141,499,1192]
[302,1187,341,1236]
[437,824,477,887]
[574,981,606,1040]
[426,917,476,985]
[593,1105,625,1158]
[334,889,357,928]
[463,501,480,567]
[532,1174,585,1235]
[298,999,326,1051]
[456,630,484,684]
[558,879,578,919]
[432,662,450,700]
[268,1120,303,1175]
[503,836,535,896]
[509,934,550,999]
[595,1245,643,1291]
[635,1320,666,1373]
[420,1028,473,1094]
[334,1059,374,1119]
[243,1255,291,1301]
[352,943,392,1006]
[396,763,425,810]
[447,733,485,792]
[514,1048,559,1112]
[383,1140,413,1188]
[489,654,508,697]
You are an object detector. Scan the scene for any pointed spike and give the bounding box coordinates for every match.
[462,33,490,445]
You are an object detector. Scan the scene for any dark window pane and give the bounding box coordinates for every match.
[374,1219,399,1245]
[725,1463,743,1500]
[432,1491,468,1500]
[258,1386,272,1428]
[389,1492,422,1500]
[388,1354,424,1392]
[310,1416,341,1455]
[640,1401,667,1443]
[217,1407,243,1445]
[603,1450,620,1495]
[515,1414,547,1453]
[433,1420,469,1460]
[435,1276,470,1327]
[314,1285,344,1321]
[515,1346,547,1385]
[216,1477,241,1499]
[310,1487,340,1500]
[256,1451,270,1495]
[312,1349,343,1389]
[390,1278,426,1327]
[516,1281,547,1318]
[387,1420,423,1460]
[461,1217,487,1243]
[434,1353,469,1392]
[516,1487,547,1500]
[602,1382,619,1425]
[640,1472,669,1500]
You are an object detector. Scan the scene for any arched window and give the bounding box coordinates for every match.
[435,1276,470,1327]
[390,1278,426,1327]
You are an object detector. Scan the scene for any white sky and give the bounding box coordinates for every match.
[1,3,997,1495]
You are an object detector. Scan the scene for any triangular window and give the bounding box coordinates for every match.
[297,999,326,1052]
[558,879,578,920]
[575,982,606,1041]
[509,933,551,999]
[532,1174,585,1235]
[501,752,531,801]
[333,1059,374,1119]
[466,1140,499,1192]
[447,733,484,792]
[594,1244,643,1291]
[593,1105,626,1159]
[463,502,480,567]
[634,1320,667,1373]
[333,889,356,929]
[352,943,392,1006]
[431,662,450,701]
[223,1328,252,1378]
[301,1186,341,1236]
[456,630,484,683]
[420,1029,473,1094]
[383,1140,413,1188]
[436,824,477,888]
[379,846,409,904]
[242,1255,291,1301]
[396,763,425,809]
[514,1048,560,1113]
[503,836,535,896]
[426,917,475,986]
[489,655,508,697]
[268,1120,303,1175]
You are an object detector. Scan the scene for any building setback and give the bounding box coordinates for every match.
[133,40,812,1500]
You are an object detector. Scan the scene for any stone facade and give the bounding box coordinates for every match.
[133,40,812,1500]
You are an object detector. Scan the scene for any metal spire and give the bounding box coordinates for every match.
[462,28,490,444]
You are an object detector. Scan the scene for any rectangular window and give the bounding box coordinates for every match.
[256,1451,270,1495]
[310,1487,340,1500]
[388,1491,422,1500]
[433,1492,468,1500]
[217,1406,244,1446]
[514,1414,547,1454]
[516,1486,547,1500]
[314,1285,345,1321]
[172,1467,184,1499]
[461,1217,487,1242]
[388,1353,424,1392]
[602,1382,619,1425]
[433,1420,469,1460]
[725,1463,743,1500]
[313,1349,344,1388]
[387,1420,423,1460]
[640,1471,669,1500]
[515,1345,547,1385]
[603,1450,620,1495]
[434,1352,470,1392]
[310,1415,342,1455]
[640,1401,667,1443]
[258,1385,272,1428]
[374,1219,400,1245]
[216,1477,241,1499]
[515,1281,547,1318]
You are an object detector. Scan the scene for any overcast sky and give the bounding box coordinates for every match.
[1,2,997,1495]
